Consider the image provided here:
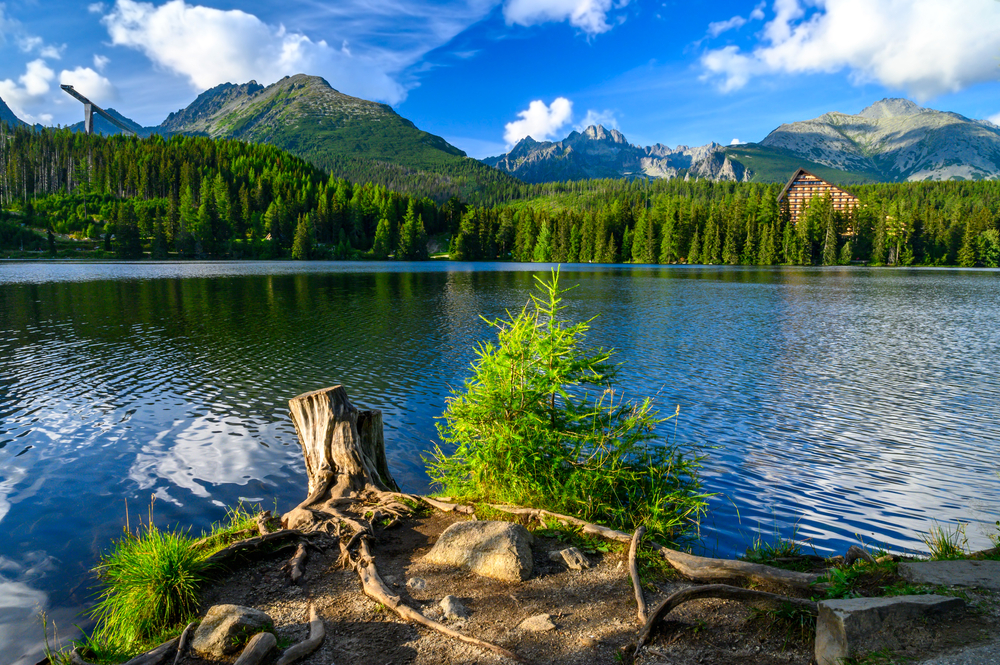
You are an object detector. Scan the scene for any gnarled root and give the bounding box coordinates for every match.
[636,584,818,653]
[628,526,648,624]
[354,539,524,663]
[275,603,325,665]
[234,632,277,665]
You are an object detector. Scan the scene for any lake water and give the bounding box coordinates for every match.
[2,261,999,662]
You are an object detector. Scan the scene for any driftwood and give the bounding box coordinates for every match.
[275,603,325,665]
[636,584,818,652]
[120,637,180,665]
[234,632,277,665]
[629,526,649,624]
[171,621,197,665]
[356,539,524,662]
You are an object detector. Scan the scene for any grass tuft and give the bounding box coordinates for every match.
[88,523,210,654]
[921,522,968,560]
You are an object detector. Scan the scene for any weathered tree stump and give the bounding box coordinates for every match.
[282,386,398,530]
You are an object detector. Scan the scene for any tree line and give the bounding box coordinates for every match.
[3,121,1000,266]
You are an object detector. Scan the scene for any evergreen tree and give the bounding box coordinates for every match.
[838,239,853,265]
[872,212,888,265]
[532,220,553,262]
[292,214,313,260]
[687,228,701,264]
[821,219,838,266]
[371,217,391,259]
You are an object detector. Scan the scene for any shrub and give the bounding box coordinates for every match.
[426,269,708,544]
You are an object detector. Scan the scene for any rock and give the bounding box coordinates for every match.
[440,595,469,620]
[549,547,591,570]
[580,635,598,647]
[518,614,556,632]
[191,604,273,658]
[815,595,965,665]
[899,560,1000,591]
[423,521,534,583]
[406,577,427,591]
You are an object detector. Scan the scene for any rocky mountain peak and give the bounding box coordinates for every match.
[579,125,627,144]
[0,95,24,127]
[858,98,925,120]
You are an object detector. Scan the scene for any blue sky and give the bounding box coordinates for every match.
[2,0,999,158]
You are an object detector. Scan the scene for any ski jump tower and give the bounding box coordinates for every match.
[60,84,136,136]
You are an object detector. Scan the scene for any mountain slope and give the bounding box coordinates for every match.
[758,98,1000,181]
[0,96,25,127]
[483,125,750,183]
[159,74,468,171]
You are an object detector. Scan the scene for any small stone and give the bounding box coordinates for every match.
[518,613,556,632]
[440,595,469,620]
[407,577,427,591]
[549,547,591,570]
[580,636,598,647]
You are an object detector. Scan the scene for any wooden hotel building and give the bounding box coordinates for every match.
[777,168,859,226]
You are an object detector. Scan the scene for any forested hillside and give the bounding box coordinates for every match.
[448,178,1000,267]
[3,121,999,266]
[0,122,455,259]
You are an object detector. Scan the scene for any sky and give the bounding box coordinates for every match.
[1,0,999,158]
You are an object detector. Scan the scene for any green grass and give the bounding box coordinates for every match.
[922,522,969,560]
[71,502,270,662]
[740,523,804,568]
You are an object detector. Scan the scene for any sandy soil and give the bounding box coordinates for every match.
[186,511,1000,665]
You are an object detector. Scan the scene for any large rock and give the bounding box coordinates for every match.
[815,595,965,665]
[191,604,273,657]
[423,521,534,583]
[899,560,1000,591]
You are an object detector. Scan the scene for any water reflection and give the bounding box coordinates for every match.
[0,263,999,660]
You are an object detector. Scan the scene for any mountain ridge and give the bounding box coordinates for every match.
[482,125,750,183]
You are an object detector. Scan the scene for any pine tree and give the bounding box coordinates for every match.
[532,220,553,262]
[371,217,391,259]
[292,214,313,260]
[822,219,838,266]
[872,212,888,265]
[687,228,701,264]
[838,239,853,265]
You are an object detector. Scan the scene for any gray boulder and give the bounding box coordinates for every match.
[191,604,273,657]
[899,560,1000,591]
[440,595,469,620]
[423,521,534,583]
[815,595,965,665]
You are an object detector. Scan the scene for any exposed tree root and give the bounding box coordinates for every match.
[628,526,648,624]
[354,539,524,663]
[202,530,311,567]
[234,632,276,665]
[275,602,325,665]
[171,621,197,665]
[635,584,818,653]
[283,542,308,586]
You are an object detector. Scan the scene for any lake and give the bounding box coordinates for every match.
[1,261,999,662]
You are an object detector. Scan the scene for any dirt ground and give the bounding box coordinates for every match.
[189,510,1000,665]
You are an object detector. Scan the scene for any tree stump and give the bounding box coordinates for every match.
[282,386,398,530]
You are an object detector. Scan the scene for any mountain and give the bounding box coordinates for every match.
[0,96,25,127]
[157,74,468,171]
[482,125,750,183]
[753,98,1000,181]
[65,107,158,137]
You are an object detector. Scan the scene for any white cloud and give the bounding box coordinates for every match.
[576,108,618,130]
[59,67,118,105]
[989,113,1000,127]
[701,0,1000,100]
[504,97,573,145]
[708,15,747,37]
[88,2,106,12]
[93,54,110,71]
[730,138,745,145]
[101,0,407,103]
[503,0,626,36]
[0,59,56,123]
